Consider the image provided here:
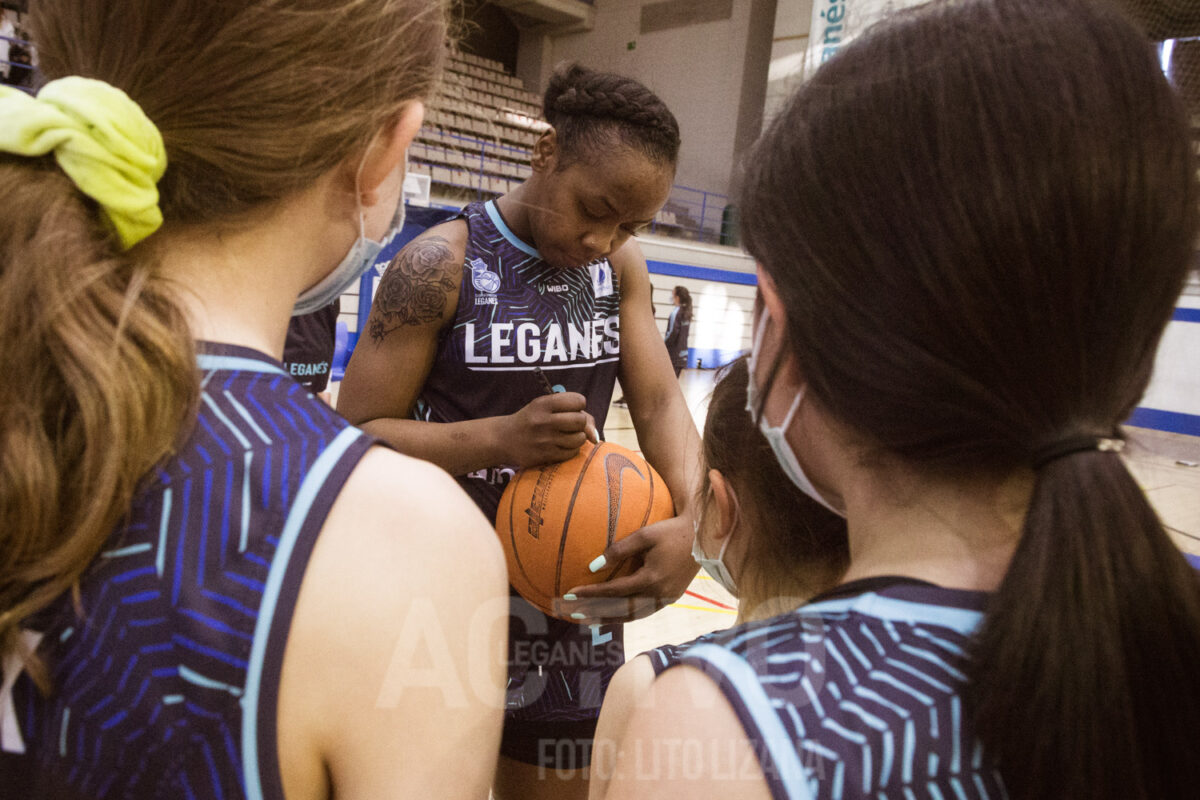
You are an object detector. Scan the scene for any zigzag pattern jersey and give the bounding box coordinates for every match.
[414,201,625,740]
[673,579,1007,800]
[3,343,376,800]
[417,199,622,521]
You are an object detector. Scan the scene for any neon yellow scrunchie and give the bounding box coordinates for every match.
[0,77,166,250]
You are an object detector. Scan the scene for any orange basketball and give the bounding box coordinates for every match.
[495,441,674,620]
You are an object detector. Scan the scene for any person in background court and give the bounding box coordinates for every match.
[283,298,340,402]
[664,285,691,377]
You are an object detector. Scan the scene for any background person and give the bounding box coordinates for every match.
[663,285,691,377]
[282,299,341,401]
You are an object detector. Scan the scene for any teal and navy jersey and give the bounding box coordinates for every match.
[672,578,1006,799]
[282,300,339,393]
[416,199,622,520]
[4,342,376,799]
[408,201,624,750]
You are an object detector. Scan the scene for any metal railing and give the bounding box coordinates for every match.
[650,184,736,247]
[1,31,35,92]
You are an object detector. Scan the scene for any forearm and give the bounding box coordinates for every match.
[359,416,509,477]
[629,388,702,517]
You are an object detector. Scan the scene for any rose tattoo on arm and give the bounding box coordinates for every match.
[368,235,458,345]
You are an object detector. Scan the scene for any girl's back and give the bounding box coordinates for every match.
[11,346,370,797]
[0,2,508,797]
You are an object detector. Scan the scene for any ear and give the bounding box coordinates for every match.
[756,264,787,328]
[530,128,559,173]
[707,469,741,545]
[357,101,425,205]
[754,262,806,390]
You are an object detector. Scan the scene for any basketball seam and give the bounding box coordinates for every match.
[555,444,603,597]
[605,454,644,548]
[643,466,656,529]
[507,471,541,598]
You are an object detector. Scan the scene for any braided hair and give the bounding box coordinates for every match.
[542,63,680,168]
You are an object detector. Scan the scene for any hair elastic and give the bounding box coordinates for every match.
[1032,435,1125,469]
[0,77,166,250]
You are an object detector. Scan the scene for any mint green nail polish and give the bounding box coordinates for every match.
[563,593,577,601]
[571,612,586,620]
[588,555,607,573]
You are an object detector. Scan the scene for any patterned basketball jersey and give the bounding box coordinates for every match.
[3,342,376,800]
[674,579,1007,800]
[643,632,715,676]
[416,199,622,521]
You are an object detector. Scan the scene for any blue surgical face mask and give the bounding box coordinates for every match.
[691,503,739,597]
[745,307,845,518]
[292,162,407,316]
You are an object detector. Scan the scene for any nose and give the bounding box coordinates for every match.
[582,226,628,260]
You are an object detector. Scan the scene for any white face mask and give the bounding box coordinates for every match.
[691,517,738,597]
[745,306,845,518]
[293,161,407,316]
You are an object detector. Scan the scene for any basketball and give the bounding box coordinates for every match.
[495,441,674,620]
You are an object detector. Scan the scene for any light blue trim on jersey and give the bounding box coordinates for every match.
[801,593,984,637]
[484,200,541,260]
[197,354,287,375]
[685,643,814,800]
[240,425,363,800]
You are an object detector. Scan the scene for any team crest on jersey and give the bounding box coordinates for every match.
[470,257,501,294]
[590,260,614,298]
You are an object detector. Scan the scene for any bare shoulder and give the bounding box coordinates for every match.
[302,445,506,615]
[366,218,469,347]
[590,655,660,799]
[608,653,657,702]
[609,237,650,283]
[606,665,772,800]
[279,444,507,799]
[331,445,502,576]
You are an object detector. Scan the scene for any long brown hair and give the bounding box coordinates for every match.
[0,0,448,687]
[673,285,692,325]
[739,0,1200,797]
[702,357,847,622]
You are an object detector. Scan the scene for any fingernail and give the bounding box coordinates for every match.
[563,593,577,601]
[571,612,586,620]
[588,555,607,573]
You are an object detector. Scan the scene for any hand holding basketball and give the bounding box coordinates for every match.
[557,513,698,624]
[502,392,594,467]
[495,441,674,619]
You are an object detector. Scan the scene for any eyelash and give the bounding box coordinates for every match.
[581,202,644,236]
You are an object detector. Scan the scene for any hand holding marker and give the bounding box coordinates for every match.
[534,366,600,444]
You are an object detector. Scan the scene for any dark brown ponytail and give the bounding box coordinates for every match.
[971,449,1200,797]
[738,0,1200,795]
